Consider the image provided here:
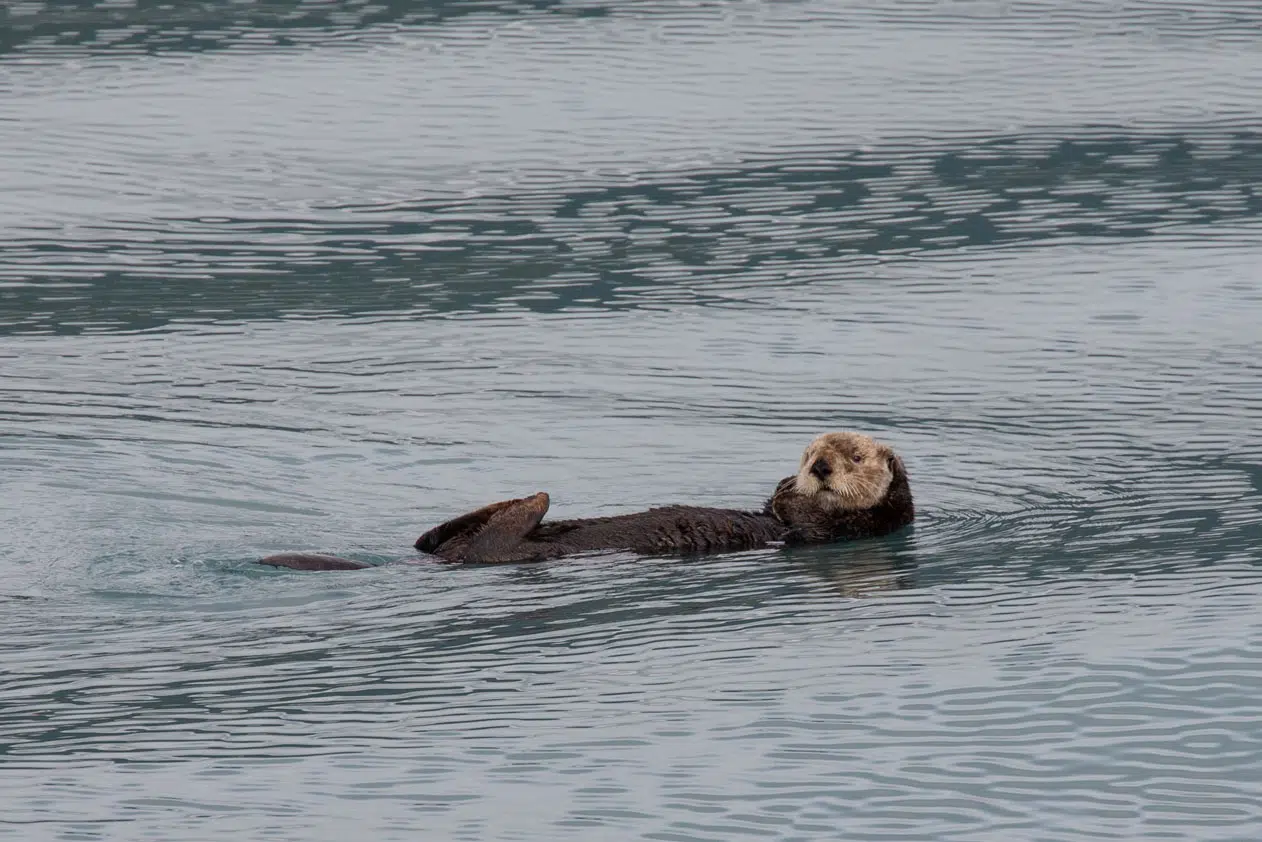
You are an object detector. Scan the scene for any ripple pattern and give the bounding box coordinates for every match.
[3,562,1262,841]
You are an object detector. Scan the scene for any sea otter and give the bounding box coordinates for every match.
[258,432,914,570]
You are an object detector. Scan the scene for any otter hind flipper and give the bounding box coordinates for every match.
[456,492,551,564]
[414,496,526,553]
[258,552,373,571]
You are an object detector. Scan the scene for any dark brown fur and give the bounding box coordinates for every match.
[414,495,788,563]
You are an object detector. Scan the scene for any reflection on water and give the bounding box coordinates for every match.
[3,1,1262,840]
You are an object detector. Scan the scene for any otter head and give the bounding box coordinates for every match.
[792,431,900,511]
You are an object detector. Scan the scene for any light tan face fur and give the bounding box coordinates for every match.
[792,432,896,511]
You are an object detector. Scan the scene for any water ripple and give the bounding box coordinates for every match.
[5,130,1262,334]
[3,562,1261,841]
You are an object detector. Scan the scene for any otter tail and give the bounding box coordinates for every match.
[257,552,372,571]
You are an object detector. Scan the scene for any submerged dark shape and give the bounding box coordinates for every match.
[256,552,372,571]
[258,432,914,570]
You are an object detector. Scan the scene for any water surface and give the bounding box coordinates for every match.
[3,1,1262,840]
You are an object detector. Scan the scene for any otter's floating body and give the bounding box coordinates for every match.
[258,432,914,570]
[414,496,789,564]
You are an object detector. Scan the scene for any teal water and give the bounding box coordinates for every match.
[3,2,1262,840]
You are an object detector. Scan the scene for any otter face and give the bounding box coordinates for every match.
[793,432,897,511]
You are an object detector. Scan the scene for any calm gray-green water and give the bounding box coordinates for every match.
[3,1,1262,839]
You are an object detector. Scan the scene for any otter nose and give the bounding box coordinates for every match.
[810,459,832,480]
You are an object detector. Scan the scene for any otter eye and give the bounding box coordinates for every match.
[851,454,863,464]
